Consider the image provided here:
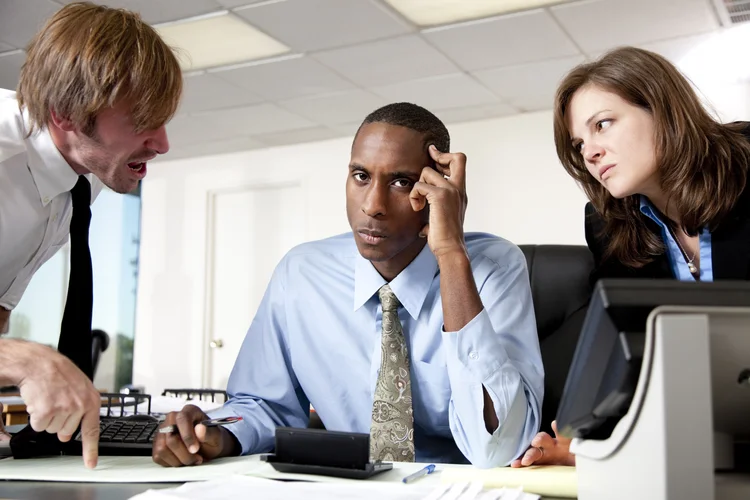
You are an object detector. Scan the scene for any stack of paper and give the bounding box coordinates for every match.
[130,475,432,500]
[128,475,541,500]
[0,456,265,482]
[440,465,577,498]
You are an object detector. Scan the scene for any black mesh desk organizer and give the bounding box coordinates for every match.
[10,392,160,458]
[162,388,228,403]
[10,388,231,458]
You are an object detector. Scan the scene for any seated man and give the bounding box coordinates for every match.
[153,103,544,468]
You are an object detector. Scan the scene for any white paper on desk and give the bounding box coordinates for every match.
[129,475,434,500]
[0,396,24,406]
[129,476,541,500]
[0,456,265,483]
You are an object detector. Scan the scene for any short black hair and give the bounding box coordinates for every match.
[356,102,450,153]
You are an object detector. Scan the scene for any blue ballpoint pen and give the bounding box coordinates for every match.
[402,464,436,484]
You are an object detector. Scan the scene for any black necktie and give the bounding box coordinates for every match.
[57,175,93,380]
[9,177,94,459]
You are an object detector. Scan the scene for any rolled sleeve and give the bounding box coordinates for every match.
[205,405,253,454]
[442,248,544,468]
[444,309,509,381]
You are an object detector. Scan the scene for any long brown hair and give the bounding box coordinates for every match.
[554,47,750,268]
[17,2,182,136]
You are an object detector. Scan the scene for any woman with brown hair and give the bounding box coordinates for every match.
[512,46,750,467]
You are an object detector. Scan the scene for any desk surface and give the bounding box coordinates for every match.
[0,481,173,500]
[0,453,572,500]
[0,481,572,500]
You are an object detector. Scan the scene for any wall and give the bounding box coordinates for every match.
[132,109,589,394]
[132,84,750,394]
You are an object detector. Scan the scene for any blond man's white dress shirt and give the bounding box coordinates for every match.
[0,89,102,333]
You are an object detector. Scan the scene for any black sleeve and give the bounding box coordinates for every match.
[584,202,631,285]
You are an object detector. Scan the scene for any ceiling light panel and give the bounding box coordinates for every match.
[383,0,571,27]
[156,12,290,71]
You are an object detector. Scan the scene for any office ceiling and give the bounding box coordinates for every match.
[0,0,734,160]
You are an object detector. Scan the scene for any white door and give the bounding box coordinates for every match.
[205,183,306,390]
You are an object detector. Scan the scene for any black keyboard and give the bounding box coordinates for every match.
[77,416,161,456]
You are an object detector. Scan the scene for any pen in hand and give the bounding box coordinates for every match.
[158,416,243,434]
[402,464,436,484]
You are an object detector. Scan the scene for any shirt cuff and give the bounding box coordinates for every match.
[442,308,509,381]
[206,404,254,455]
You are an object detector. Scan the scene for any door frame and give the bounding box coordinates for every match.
[200,181,304,388]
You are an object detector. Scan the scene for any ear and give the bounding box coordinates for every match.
[49,108,77,132]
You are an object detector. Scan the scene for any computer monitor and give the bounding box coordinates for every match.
[556,279,750,441]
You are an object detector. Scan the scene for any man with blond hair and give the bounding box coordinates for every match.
[0,2,182,467]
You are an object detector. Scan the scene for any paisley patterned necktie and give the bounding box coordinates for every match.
[369,284,415,462]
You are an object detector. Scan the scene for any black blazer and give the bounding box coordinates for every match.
[585,124,750,284]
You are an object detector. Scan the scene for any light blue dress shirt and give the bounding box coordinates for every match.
[639,196,713,282]
[209,232,544,468]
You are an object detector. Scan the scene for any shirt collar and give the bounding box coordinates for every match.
[352,243,438,320]
[639,195,666,227]
[24,114,80,206]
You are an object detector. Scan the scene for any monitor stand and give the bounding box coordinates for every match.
[571,306,750,500]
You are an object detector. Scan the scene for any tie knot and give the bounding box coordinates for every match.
[378,284,400,313]
[71,176,91,208]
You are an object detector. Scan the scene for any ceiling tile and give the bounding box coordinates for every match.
[279,89,386,126]
[160,135,265,161]
[422,9,580,71]
[211,55,355,101]
[0,42,15,52]
[0,50,26,90]
[179,72,264,114]
[473,56,585,112]
[640,32,717,65]
[192,102,317,136]
[313,35,460,87]
[167,103,316,150]
[166,114,232,148]
[328,122,362,138]
[370,73,500,111]
[551,0,719,54]
[234,0,412,52]
[214,0,266,7]
[582,32,719,73]
[63,0,223,25]
[435,103,519,124]
[253,126,345,147]
[0,0,61,49]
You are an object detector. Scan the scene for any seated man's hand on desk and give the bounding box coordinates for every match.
[2,338,101,467]
[510,421,576,468]
[153,404,238,467]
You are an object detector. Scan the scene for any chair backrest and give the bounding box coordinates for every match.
[518,245,594,433]
[91,329,110,378]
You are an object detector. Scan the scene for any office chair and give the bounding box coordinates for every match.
[91,329,110,377]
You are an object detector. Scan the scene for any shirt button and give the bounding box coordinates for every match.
[52,213,58,222]
[43,197,50,204]
[468,351,479,360]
